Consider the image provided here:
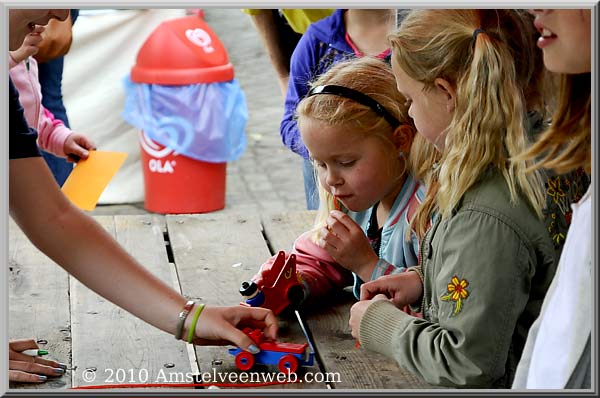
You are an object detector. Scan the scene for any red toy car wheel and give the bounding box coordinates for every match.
[235,351,255,371]
[278,354,299,373]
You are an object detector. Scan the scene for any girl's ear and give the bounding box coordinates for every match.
[392,124,415,154]
[434,77,456,113]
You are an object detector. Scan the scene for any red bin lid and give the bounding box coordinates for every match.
[131,15,234,85]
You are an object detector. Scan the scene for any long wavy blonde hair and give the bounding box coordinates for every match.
[513,9,591,175]
[391,9,546,239]
[516,73,591,174]
[295,57,416,239]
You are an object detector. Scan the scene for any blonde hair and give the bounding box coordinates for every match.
[295,57,416,238]
[516,73,591,174]
[390,9,546,238]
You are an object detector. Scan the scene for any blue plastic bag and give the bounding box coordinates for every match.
[122,76,247,163]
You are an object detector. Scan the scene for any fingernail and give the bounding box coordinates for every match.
[57,363,67,370]
[247,344,260,354]
[38,375,47,382]
[54,367,64,375]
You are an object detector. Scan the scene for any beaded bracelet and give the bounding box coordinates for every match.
[187,303,206,344]
[175,300,195,340]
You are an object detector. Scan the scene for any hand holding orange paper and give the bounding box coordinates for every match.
[61,151,128,211]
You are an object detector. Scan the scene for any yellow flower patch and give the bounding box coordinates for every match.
[440,276,469,316]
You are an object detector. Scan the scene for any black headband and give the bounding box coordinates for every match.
[306,84,401,129]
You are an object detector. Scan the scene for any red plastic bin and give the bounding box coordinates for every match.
[130,15,234,214]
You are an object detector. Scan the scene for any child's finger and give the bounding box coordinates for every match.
[68,145,90,160]
[372,293,389,302]
[320,228,341,250]
[329,210,359,231]
[360,280,386,301]
[78,136,96,150]
[325,216,350,239]
[72,135,96,151]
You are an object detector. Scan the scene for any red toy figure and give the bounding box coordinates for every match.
[239,251,304,315]
[228,328,315,373]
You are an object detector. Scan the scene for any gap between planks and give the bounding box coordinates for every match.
[163,222,201,380]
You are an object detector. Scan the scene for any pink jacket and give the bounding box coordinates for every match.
[9,55,72,157]
[255,231,354,301]
[255,232,421,317]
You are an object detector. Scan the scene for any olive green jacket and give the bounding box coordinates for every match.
[359,169,557,388]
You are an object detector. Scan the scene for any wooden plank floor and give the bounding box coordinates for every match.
[8,220,71,389]
[70,215,191,389]
[166,213,324,389]
[9,211,433,391]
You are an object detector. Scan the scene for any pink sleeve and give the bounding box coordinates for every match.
[293,231,353,299]
[254,231,353,301]
[36,107,72,157]
[252,231,353,300]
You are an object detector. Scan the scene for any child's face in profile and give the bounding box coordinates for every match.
[301,118,402,212]
[530,9,591,74]
[391,58,454,152]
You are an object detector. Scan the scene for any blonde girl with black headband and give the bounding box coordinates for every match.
[349,9,557,388]
[250,56,425,309]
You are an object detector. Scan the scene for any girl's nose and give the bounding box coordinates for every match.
[325,170,343,187]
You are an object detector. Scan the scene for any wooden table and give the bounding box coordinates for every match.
[8,211,431,391]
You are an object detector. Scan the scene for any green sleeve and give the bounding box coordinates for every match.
[359,210,536,387]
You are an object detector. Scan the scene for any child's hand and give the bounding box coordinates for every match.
[349,294,388,340]
[63,133,96,163]
[359,272,423,309]
[9,26,45,64]
[318,210,379,281]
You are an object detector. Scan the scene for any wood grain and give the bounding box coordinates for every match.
[168,212,324,389]
[8,219,71,389]
[70,215,191,388]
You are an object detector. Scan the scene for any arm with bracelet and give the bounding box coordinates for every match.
[8,9,277,385]
[9,159,276,351]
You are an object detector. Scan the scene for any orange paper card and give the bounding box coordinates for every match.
[61,151,128,211]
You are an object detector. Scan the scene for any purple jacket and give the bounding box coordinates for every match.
[280,9,355,160]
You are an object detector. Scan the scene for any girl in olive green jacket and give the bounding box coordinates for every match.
[349,9,556,388]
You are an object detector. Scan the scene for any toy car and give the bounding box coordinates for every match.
[238,251,304,315]
[228,328,314,373]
